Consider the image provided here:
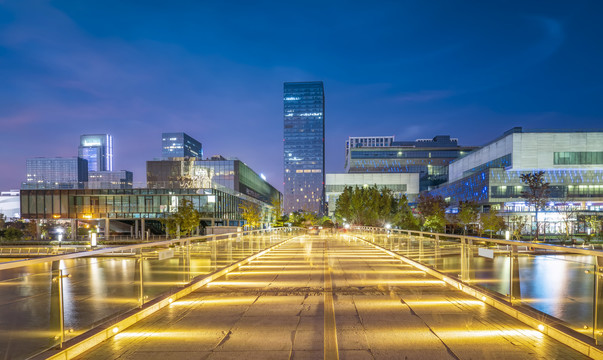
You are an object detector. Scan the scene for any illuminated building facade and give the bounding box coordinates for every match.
[24,157,88,189]
[428,128,603,234]
[162,132,203,159]
[345,135,477,191]
[20,187,261,228]
[147,157,281,206]
[78,134,113,172]
[283,81,325,214]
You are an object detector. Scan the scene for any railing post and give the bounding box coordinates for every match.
[57,269,65,348]
[434,234,441,270]
[138,253,144,307]
[460,237,469,281]
[593,256,603,344]
[510,245,521,304]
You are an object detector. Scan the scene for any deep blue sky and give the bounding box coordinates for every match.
[1,0,603,191]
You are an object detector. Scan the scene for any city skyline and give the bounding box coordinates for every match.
[2,1,603,192]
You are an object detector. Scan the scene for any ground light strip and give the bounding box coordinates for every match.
[35,234,303,360]
[351,235,603,360]
[323,239,339,360]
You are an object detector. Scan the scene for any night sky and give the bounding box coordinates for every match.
[1,1,603,192]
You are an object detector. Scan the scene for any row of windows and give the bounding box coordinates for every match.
[19,191,262,221]
[491,185,603,198]
[350,150,463,159]
[554,152,603,165]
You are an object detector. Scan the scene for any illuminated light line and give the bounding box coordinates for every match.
[323,240,339,360]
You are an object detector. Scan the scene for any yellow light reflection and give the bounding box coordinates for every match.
[405,300,484,306]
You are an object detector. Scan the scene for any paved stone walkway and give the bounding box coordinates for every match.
[77,235,589,360]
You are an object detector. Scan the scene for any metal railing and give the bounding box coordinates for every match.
[350,226,603,344]
[0,247,81,256]
[0,227,305,360]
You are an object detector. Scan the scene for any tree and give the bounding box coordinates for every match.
[520,171,550,241]
[553,198,578,243]
[457,201,478,235]
[509,215,528,240]
[394,195,421,230]
[0,214,5,230]
[270,196,283,227]
[423,214,446,233]
[334,185,402,227]
[4,227,23,241]
[164,199,201,236]
[239,202,261,229]
[480,209,506,238]
[416,193,447,232]
[585,215,602,241]
[334,186,352,224]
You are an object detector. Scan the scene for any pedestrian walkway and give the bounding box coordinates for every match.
[76,235,589,360]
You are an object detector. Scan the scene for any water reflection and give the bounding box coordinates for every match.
[0,232,289,360]
[371,234,598,335]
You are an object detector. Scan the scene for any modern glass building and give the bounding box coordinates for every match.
[162,132,203,159]
[146,157,282,206]
[24,157,88,189]
[20,187,258,228]
[428,128,603,235]
[283,81,325,215]
[88,170,133,189]
[345,135,477,191]
[78,134,113,172]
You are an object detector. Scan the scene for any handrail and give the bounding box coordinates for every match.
[354,226,603,257]
[0,227,302,271]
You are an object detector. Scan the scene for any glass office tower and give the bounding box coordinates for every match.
[78,134,113,172]
[162,132,203,159]
[283,81,325,215]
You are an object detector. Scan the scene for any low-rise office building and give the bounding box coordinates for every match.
[345,135,477,191]
[146,156,281,206]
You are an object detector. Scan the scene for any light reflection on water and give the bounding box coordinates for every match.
[375,235,598,333]
[0,235,279,360]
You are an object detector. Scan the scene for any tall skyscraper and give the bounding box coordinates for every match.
[78,134,113,172]
[283,81,325,215]
[162,132,203,158]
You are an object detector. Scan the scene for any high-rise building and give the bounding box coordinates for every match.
[162,132,203,159]
[24,157,88,189]
[78,134,113,172]
[283,81,325,215]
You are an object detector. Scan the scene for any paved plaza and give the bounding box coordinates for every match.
[76,235,589,360]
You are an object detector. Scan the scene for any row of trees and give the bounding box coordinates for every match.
[334,186,418,229]
[333,185,508,237]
